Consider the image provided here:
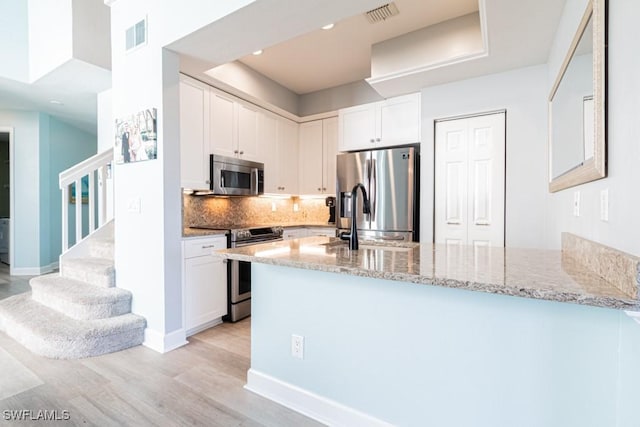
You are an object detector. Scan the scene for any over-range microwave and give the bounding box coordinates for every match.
[209,154,264,196]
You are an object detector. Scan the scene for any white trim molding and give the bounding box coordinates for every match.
[143,327,188,353]
[11,262,59,276]
[624,311,640,326]
[245,369,394,427]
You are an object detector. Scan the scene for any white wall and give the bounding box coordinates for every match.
[0,110,41,272]
[72,0,111,70]
[421,65,549,249]
[371,12,483,79]
[545,0,640,255]
[28,0,73,81]
[0,0,29,81]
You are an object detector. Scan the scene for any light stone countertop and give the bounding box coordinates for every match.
[216,236,640,311]
[182,228,228,238]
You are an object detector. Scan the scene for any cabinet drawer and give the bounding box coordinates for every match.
[184,237,227,258]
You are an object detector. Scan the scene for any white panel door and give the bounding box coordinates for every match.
[237,102,259,161]
[435,112,505,247]
[378,92,421,147]
[277,117,299,194]
[179,79,210,190]
[322,117,338,195]
[257,111,278,193]
[299,120,324,194]
[210,91,237,158]
[338,104,376,151]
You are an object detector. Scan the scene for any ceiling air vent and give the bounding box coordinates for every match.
[365,2,399,24]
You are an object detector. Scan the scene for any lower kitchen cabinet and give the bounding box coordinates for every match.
[183,236,228,336]
[283,228,307,240]
[306,227,336,238]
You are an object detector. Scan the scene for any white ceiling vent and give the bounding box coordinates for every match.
[365,3,399,24]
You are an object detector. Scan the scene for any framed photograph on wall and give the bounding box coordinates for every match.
[115,108,157,164]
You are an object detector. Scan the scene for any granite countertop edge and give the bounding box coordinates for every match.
[216,238,640,312]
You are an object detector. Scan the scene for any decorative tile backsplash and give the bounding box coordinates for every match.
[183,194,331,227]
[562,232,640,299]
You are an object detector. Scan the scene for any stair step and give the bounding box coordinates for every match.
[30,274,131,320]
[0,293,145,359]
[89,238,114,259]
[61,257,115,288]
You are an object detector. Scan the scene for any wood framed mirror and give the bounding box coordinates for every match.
[548,0,606,192]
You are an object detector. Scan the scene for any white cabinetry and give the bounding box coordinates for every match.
[259,113,299,195]
[180,77,210,190]
[338,93,421,151]
[283,228,307,240]
[210,88,260,162]
[182,236,228,336]
[306,227,336,238]
[299,117,338,196]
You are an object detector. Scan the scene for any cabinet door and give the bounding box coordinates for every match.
[237,102,259,161]
[277,117,299,194]
[210,91,237,158]
[299,120,324,194]
[184,255,228,333]
[378,93,421,147]
[283,228,307,240]
[180,79,210,190]
[322,117,338,195]
[258,112,278,193]
[338,103,376,151]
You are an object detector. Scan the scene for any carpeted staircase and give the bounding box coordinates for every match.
[0,222,146,359]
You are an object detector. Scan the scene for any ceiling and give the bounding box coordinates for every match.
[0,60,110,135]
[237,0,479,95]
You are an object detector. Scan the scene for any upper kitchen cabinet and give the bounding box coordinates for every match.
[210,87,260,162]
[258,113,299,195]
[299,117,338,196]
[180,76,210,190]
[338,93,421,151]
[276,117,300,194]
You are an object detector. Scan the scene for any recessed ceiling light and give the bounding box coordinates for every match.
[321,23,334,30]
[49,100,64,105]
[252,49,263,56]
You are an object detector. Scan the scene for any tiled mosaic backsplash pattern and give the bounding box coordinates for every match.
[183,195,331,227]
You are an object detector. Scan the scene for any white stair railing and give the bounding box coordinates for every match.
[59,148,113,251]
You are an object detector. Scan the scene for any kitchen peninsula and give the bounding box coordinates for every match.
[218,236,640,426]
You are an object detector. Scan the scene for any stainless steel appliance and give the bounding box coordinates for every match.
[226,226,283,321]
[336,146,419,242]
[209,154,264,196]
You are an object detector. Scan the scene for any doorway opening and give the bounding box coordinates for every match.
[0,129,11,267]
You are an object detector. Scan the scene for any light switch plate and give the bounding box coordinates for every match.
[573,191,580,217]
[127,196,141,214]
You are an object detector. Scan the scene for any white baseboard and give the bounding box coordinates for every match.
[245,369,393,427]
[186,317,223,337]
[11,262,59,276]
[143,327,188,353]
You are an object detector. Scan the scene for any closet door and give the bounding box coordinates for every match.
[435,112,505,247]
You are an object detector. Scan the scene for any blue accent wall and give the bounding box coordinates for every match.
[252,264,640,426]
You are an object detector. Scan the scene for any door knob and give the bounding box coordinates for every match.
[234,150,239,154]
[239,150,244,155]
[370,138,375,143]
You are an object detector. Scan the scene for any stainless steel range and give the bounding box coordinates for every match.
[227,226,283,322]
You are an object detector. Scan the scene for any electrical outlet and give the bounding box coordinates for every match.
[573,191,580,217]
[271,202,277,212]
[291,334,304,359]
[293,203,299,212]
[600,189,609,222]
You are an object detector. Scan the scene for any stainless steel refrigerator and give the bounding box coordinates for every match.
[336,146,419,242]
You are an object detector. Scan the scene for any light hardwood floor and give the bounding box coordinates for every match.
[0,271,323,427]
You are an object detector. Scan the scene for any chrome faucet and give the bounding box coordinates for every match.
[340,183,371,250]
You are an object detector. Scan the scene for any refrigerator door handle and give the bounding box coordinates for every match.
[371,158,377,220]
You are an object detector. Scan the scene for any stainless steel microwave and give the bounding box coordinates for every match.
[209,154,264,196]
